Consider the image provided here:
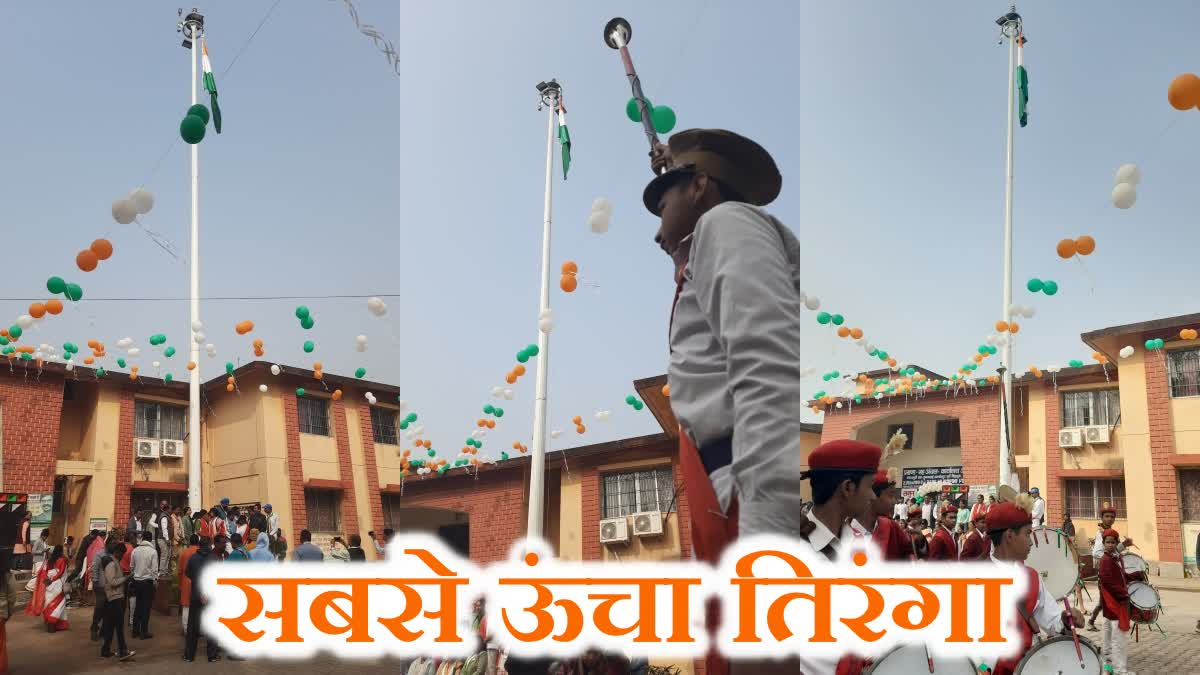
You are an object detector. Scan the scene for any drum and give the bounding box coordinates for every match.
[1024,527,1079,600]
[1121,552,1147,576]
[1014,634,1104,674]
[1128,581,1161,624]
[864,643,977,674]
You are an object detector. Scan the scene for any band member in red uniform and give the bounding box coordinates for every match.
[928,501,960,560]
[959,511,992,561]
[859,468,913,561]
[985,496,1083,675]
[906,504,929,559]
[1098,529,1136,675]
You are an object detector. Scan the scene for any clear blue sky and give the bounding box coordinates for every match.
[3,2,1198,468]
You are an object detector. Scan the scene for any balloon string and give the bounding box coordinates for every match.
[1075,256,1096,295]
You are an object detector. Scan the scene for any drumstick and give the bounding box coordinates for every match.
[1061,597,1085,667]
[922,642,933,673]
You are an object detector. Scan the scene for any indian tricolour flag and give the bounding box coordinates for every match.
[202,38,223,134]
[557,96,571,179]
[1017,33,1028,128]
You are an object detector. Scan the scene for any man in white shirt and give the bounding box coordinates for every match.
[921,496,933,530]
[893,498,909,521]
[1029,487,1046,528]
[129,531,160,639]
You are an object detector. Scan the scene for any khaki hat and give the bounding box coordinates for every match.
[642,128,781,215]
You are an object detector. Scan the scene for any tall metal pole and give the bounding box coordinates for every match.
[526,83,559,540]
[185,15,204,513]
[998,8,1021,491]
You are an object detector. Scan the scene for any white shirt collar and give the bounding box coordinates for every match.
[807,513,840,553]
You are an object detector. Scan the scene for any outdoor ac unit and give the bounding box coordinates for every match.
[1085,426,1110,445]
[1059,429,1083,449]
[161,439,186,458]
[135,438,161,460]
[632,511,664,537]
[599,517,630,545]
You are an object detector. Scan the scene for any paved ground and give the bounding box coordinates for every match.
[7,583,1200,673]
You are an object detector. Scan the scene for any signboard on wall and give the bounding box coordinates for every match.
[28,493,53,527]
[88,518,109,532]
[902,465,964,489]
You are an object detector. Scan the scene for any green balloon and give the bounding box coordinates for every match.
[8,325,22,339]
[625,395,636,405]
[1026,278,1044,293]
[527,344,539,357]
[295,305,310,319]
[651,105,677,134]
[813,390,826,399]
[300,316,315,330]
[303,340,315,353]
[19,352,31,361]
[633,401,644,411]
[484,404,495,415]
[117,358,127,368]
[1042,280,1058,296]
[405,413,417,423]
[831,314,845,326]
[978,345,989,354]
[400,421,409,430]
[165,373,173,382]
[95,367,105,376]
[0,337,7,346]
[878,351,889,360]
[226,362,235,375]
[164,346,176,358]
[180,114,206,144]
[1156,338,1165,349]
[65,283,83,301]
[427,448,436,458]
[854,395,863,404]
[47,276,67,294]
[516,351,530,363]
[501,452,509,461]
[494,408,504,418]
[296,388,306,396]
[816,312,832,324]
[988,346,998,355]
[626,96,652,123]
[354,367,366,378]
[187,103,210,125]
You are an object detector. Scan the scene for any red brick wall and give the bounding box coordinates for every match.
[281,394,307,542]
[355,405,386,537]
[819,391,1001,485]
[331,400,361,535]
[0,369,64,493]
[114,391,136,526]
[396,468,528,564]
[1043,380,1063,529]
[581,463,602,561]
[1145,349,1183,562]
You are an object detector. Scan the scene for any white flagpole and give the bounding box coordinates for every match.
[186,17,203,513]
[526,82,560,540]
[998,7,1021,491]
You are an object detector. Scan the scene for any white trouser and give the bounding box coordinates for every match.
[128,596,136,625]
[157,539,171,575]
[1103,617,1129,673]
[181,606,189,632]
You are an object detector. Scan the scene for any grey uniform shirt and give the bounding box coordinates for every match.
[669,201,803,538]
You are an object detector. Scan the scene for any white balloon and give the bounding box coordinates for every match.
[191,320,204,332]
[491,387,503,398]
[539,308,553,319]
[591,197,613,214]
[502,389,514,400]
[1112,183,1137,209]
[1119,346,1135,359]
[127,348,141,357]
[65,362,75,372]
[412,424,424,436]
[804,295,821,311]
[1115,163,1141,186]
[550,430,563,439]
[367,297,388,316]
[985,335,996,346]
[259,384,268,393]
[111,199,137,225]
[152,360,161,368]
[16,315,33,329]
[398,399,407,410]
[995,336,1008,346]
[538,318,555,333]
[33,350,43,360]
[863,343,876,354]
[1023,305,1036,319]
[192,332,206,344]
[1047,365,1061,373]
[117,337,133,348]
[874,393,884,399]
[835,401,843,409]
[356,343,368,353]
[129,188,155,215]
[270,364,281,376]
[356,335,368,344]
[588,211,610,234]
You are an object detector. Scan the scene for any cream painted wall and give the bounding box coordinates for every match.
[58,386,123,534]
[558,471,583,561]
[595,457,683,563]
[57,385,97,460]
[207,385,267,505]
[376,409,404,489]
[1057,383,1125,471]
[300,433,340,480]
[129,395,192,485]
[1170,397,1200,454]
[1115,350,1159,561]
[1024,387,1047,494]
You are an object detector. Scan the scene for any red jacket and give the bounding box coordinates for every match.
[959,528,992,561]
[992,565,1042,675]
[1098,551,1133,630]
[928,525,958,561]
[871,516,913,561]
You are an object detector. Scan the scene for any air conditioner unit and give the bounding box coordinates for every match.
[161,439,186,458]
[135,438,161,460]
[632,511,664,537]
[1059,429,1083,449]
[1085,426,1110,445]
[598,517,629,545]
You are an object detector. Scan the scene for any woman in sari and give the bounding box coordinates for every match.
[39,546,70,632]
[82,533,106,594]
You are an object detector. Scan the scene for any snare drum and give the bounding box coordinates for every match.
[1024,527,1079,600]
[1128,581,1161,624]
[1121,552,1148,578]
[864,643,977,674]
[1014,634,1104,674]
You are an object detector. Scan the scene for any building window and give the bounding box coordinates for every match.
[382,494,402,531]
[52,477,66,514]
[886,424,914,449]
[935,420,961,448]
[305,489,340,532]
[297,397,330,436]
[601,467,677,519]
[1061,389,1120,428]
[1180,470,1200,522]
[1065,479,1126,519]
[134,401,187,440]
[1168,348,1200,398]
[370,407,399,445]
[130,491,188,514]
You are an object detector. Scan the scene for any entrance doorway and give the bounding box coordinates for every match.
[381,497,470,558]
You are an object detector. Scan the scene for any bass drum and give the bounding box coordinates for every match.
[1122,552,1148,578]
[1024,527,1079,600]
[1128,581,1161,624]
[1015,635,1103,674]
[865,643,977,674]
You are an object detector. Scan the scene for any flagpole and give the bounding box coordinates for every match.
[997,7,1022,492]
[182,11,205,513]
[526,81,560,541]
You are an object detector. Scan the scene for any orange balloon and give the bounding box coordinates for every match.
[1009,322,1020,334]
[131,365,139,372]
[572,415,582,424]
[886,358,897,367]
[87,339,99,349]
[226,383,235,392]
[1075,235,1095,256]
[514,365,526,376]
[973,353,985,363]
[995,320,1009,333]
[130,373,138,380]
[90,238,114,260]
[661,384,671,397]
[254,348,264,357]
[312,361,322,370]
[561,261,578,275]
[332,389,343,401]
[850,328,863,340]
[487,420,495,429]
[83,357,95,365]
[187,361,196,371]
[836,326,851,338]
[506,374,517,384]
[0,329,7,337]
[1190,329,1199,340]
[576,424,586,434]
[1168,73,1200,111]
[235,320,255,335]
[227,376,235,384]
[45,299,63,315]
[28,303,45,319]
[560,275,578,293]
[1055,239,1077,259]
[252,338,264,348]
[314,371,323,380]
[76,249,99,272]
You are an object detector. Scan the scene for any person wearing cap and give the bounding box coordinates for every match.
[1097,528,1136,675]
[905,504,930,559]
[853,468,913,561]
[1028,487,1045,528]
[959,511,991,561]
[1087,503,1134,630]
[983,496,1084,675]
[643,130,799,554]
[928,501,960,561]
